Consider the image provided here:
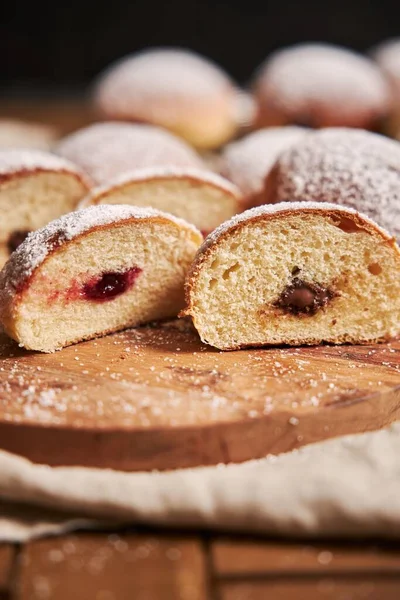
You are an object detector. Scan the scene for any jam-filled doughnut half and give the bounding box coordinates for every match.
[183,203,400,349]
[0,205,202,352]
[0,149,91,266]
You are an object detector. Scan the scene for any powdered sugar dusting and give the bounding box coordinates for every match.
[198,201,393,256]
[82,166,240,205]
[373,38,400,81]
[0,205,201,308]
[95,47,236,108]
[0,148,89,181]
[254,44,390,118]
[221,127,307,195]
[55,122,204,184]
[273,128,400,236]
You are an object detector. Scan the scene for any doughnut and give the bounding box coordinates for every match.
[220,126,307,204]
[80,167,242,236]
[252,44,391,130]
[0,149,91,266]
[0,205,202,352]
[183,203,400,349]
[55,122,205,184]
[93,48,242,149]
[371,38,400,134]
[261,128,400,237]
[0,119,58,150]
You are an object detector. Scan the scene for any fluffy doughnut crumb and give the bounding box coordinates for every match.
[183,202,400,350]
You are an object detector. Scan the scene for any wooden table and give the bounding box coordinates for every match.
[1,530,400,599]
[1,98,400,599]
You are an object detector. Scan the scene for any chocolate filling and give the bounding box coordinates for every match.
[275,277,335,315]
[7,230,30,254]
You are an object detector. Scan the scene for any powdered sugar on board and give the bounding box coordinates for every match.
[82,166,241,205]
[0,149,90,181]
[254,44,390,113]
[197,201,394,256]
[0,205,201,301]
[273,128,400,236]
[221,127,307,195]
[55,122,205,184]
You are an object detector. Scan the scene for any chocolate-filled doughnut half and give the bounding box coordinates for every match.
[262,128,400,238]
[80,167,242,237]
[55,122,204,185]
[93,48,242,149]
[0,149,91,267]
[183,203,400,350]
[0,205,202,352]
[252,44,391,131]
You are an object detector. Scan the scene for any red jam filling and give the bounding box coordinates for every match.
[82,267,142,302]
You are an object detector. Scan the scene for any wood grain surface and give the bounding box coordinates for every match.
[0,546,15,599]
[211,539,400,576]
[1,321,400,471]
[219,579,400,600]
[16,534,208,600]
[2,532,400,600]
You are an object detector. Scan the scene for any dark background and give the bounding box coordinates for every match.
[1,0,399,93]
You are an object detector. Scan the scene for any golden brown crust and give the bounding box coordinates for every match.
[189,333,395,352]
[0,166,93,190]
[83,170,241,208]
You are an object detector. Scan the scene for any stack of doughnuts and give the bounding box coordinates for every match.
[2,42,400,352]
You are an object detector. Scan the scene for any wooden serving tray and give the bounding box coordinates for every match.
[0,321,399,472]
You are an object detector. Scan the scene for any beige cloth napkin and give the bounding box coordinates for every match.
[1,422,400,542]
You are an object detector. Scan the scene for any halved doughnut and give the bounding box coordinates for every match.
[183,203,400,349]
[0,205,202,352]
[0,149,91,265]
[80,167,242,236]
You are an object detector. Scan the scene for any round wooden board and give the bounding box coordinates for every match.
[0,321,400,472]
